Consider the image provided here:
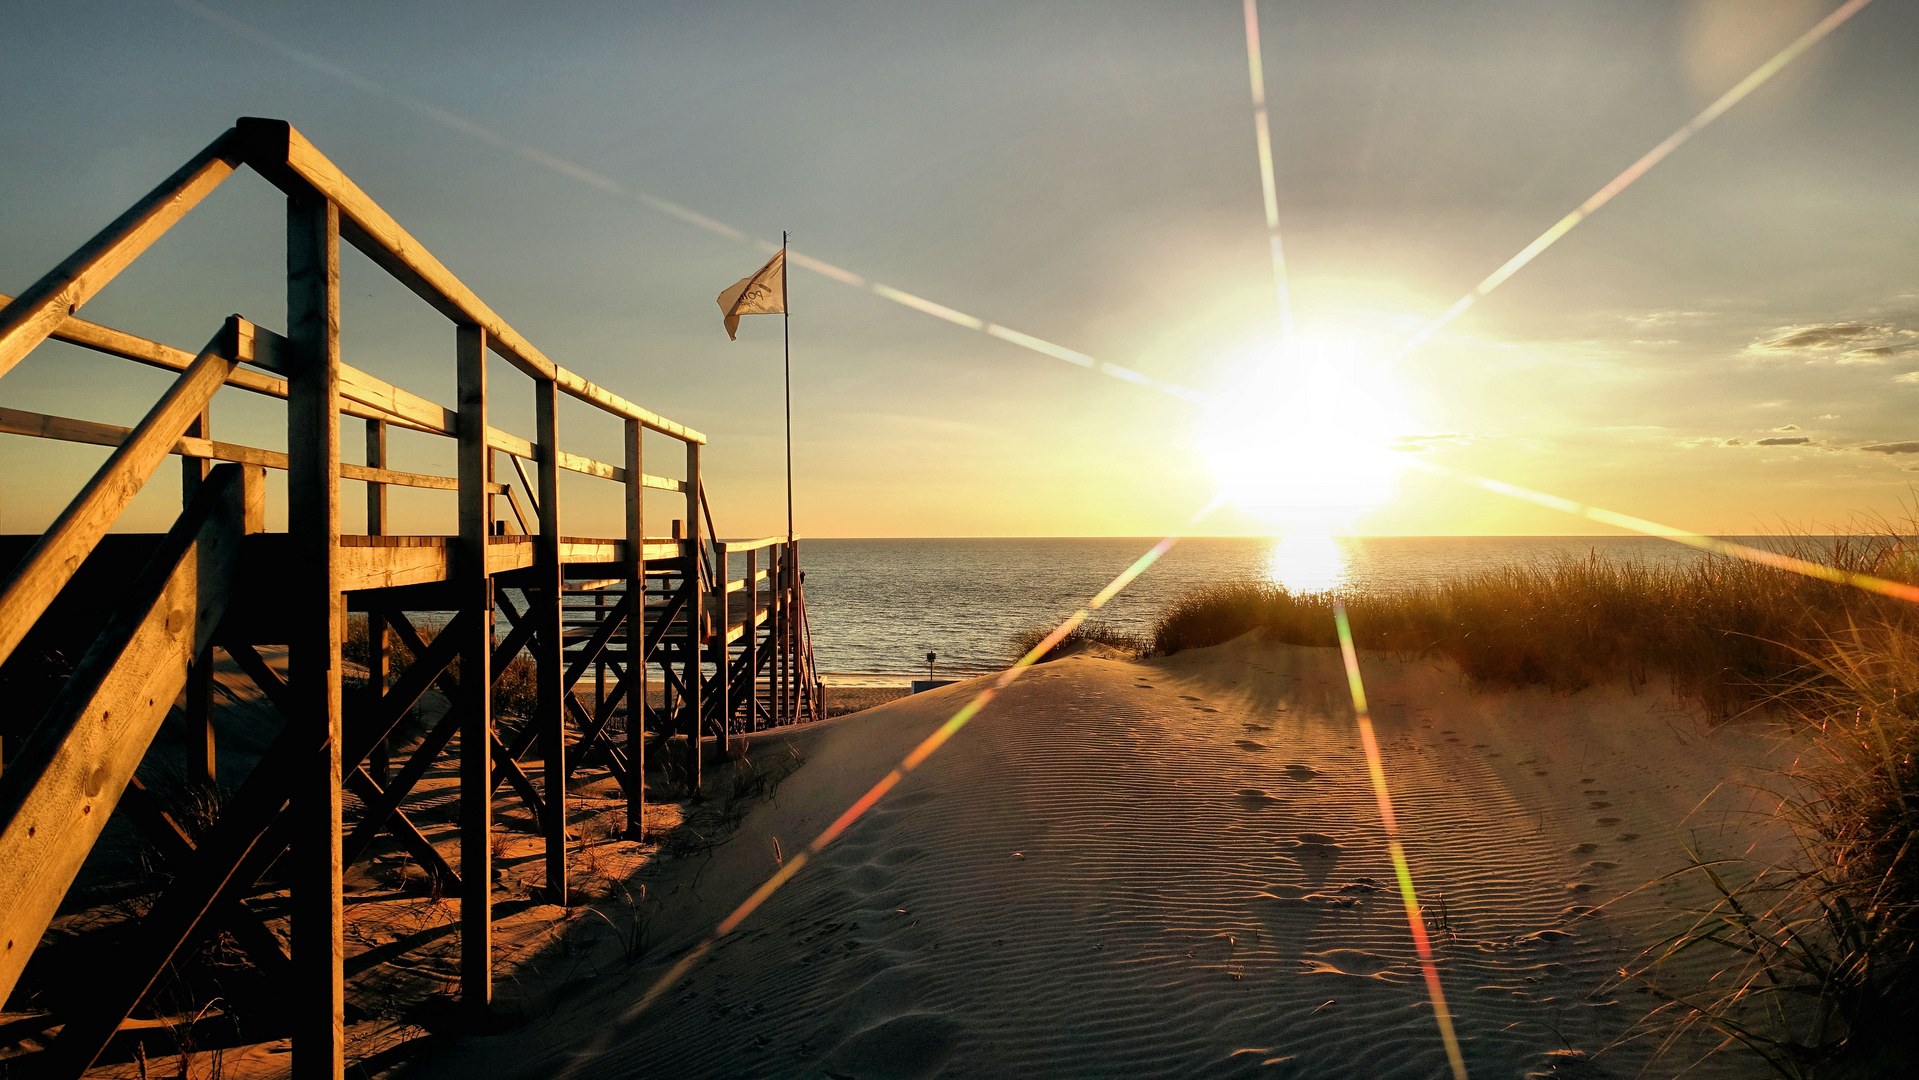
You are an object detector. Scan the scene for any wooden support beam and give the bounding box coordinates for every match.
[0,128,240,380]
[185,409,215,784]
[455,321,493,1017]
[0,326,237,671]
[46,640,305,1078]
[286,191,346,1080]
[534,378,566,906]
[714,540,731,757]
[365,418,391,785]
[684,441,704,792]
[0,463,261,1008]
[744,546,759,735]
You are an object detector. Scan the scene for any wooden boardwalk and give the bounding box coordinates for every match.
[0,119,823,1077]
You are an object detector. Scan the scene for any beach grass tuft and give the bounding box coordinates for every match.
[1008,620,1147,664]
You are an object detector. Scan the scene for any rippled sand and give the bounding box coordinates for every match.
[407,633,1789,1080]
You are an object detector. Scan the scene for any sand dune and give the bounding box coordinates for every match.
[400,633,1791,1079]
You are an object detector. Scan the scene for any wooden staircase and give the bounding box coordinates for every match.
[0,118,822,1078]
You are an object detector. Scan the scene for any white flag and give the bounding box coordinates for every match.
[717,249,786,340]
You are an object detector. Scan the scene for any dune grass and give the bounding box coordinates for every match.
[1149,535,1919,715]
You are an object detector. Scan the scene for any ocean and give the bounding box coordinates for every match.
[797,535,1806,683]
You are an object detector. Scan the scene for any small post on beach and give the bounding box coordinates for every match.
[926,651,937,681]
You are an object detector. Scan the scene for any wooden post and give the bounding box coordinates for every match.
[684,442,703,794]
[365,418,390,785]
[286,191,345,1080]
[622,419,644,837]
[744,546,758,734]
[534,378,566,906]
[778,544,790,727]
[183,407,215,784]
[714,540,730,757]
[455,323,494,1018]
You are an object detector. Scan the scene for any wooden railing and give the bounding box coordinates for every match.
[0,118,822,1079]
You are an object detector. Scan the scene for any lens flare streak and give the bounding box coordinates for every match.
[1332,603,1470,1080]
[1405,456,1919,603]
[174,0,1209,406]
[1243,0,1295,343]
[1394,0,1876,359]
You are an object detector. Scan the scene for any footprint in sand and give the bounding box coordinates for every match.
[1569,843,1600,855]
[1280,764,1322,781]
[1293,833,1343,857]
[1534,770,1550,777]
[1180,695,1203,702]
[1199,707,1220,713]
[1236,789,1283,808]
[1580,777,1596,784]
[1234,739,1268,751]
[1566,882,1596,893]
[1617,833,1641,842]
[1588,801,1612,809]
[1585,861,1618,871]
[1595,817,1621,826]
[1243,723,1272,732]
[1471,743,1489,749]
[1582,789,1608,796]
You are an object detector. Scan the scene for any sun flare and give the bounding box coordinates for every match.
[1198,334,1414,534]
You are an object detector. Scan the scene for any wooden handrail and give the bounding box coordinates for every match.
[0,405,505,495]
[0,129,242,381]
[0,324,237,669]
[236,118,706,444]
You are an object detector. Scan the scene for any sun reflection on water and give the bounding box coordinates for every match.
[1265,530,1348,593]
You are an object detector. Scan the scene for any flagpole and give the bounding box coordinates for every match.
[783,230,793,546]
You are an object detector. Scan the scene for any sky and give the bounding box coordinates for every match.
[1,0,1916,539]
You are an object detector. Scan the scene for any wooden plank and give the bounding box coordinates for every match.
[455,322,493,1016]
[365,418,388,536]
[534,378,566,906]
[714,540,731,756]
[744,547,758,735]
[0,129,241,380]
[0,464,260,1008]
[0,325,237,671]
[622,418,645,836]
[236,118,705,444]
[684,441,704,789]
[286,192,346,1080]
[184,409,215,785]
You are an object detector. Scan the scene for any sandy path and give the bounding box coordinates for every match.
[399,634,1789,1079]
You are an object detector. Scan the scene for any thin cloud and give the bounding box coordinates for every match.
[1772,424,1802,432]
[1756,436,1812,446]
[1860,442,1919,455]
[1748,322,1917,360]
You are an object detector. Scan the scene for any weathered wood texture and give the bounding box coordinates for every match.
[286,191,347,1080]
[456,322,494,1014]
[0,463,261,1005]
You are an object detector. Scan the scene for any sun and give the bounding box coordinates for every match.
[1198,334,1414,532]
